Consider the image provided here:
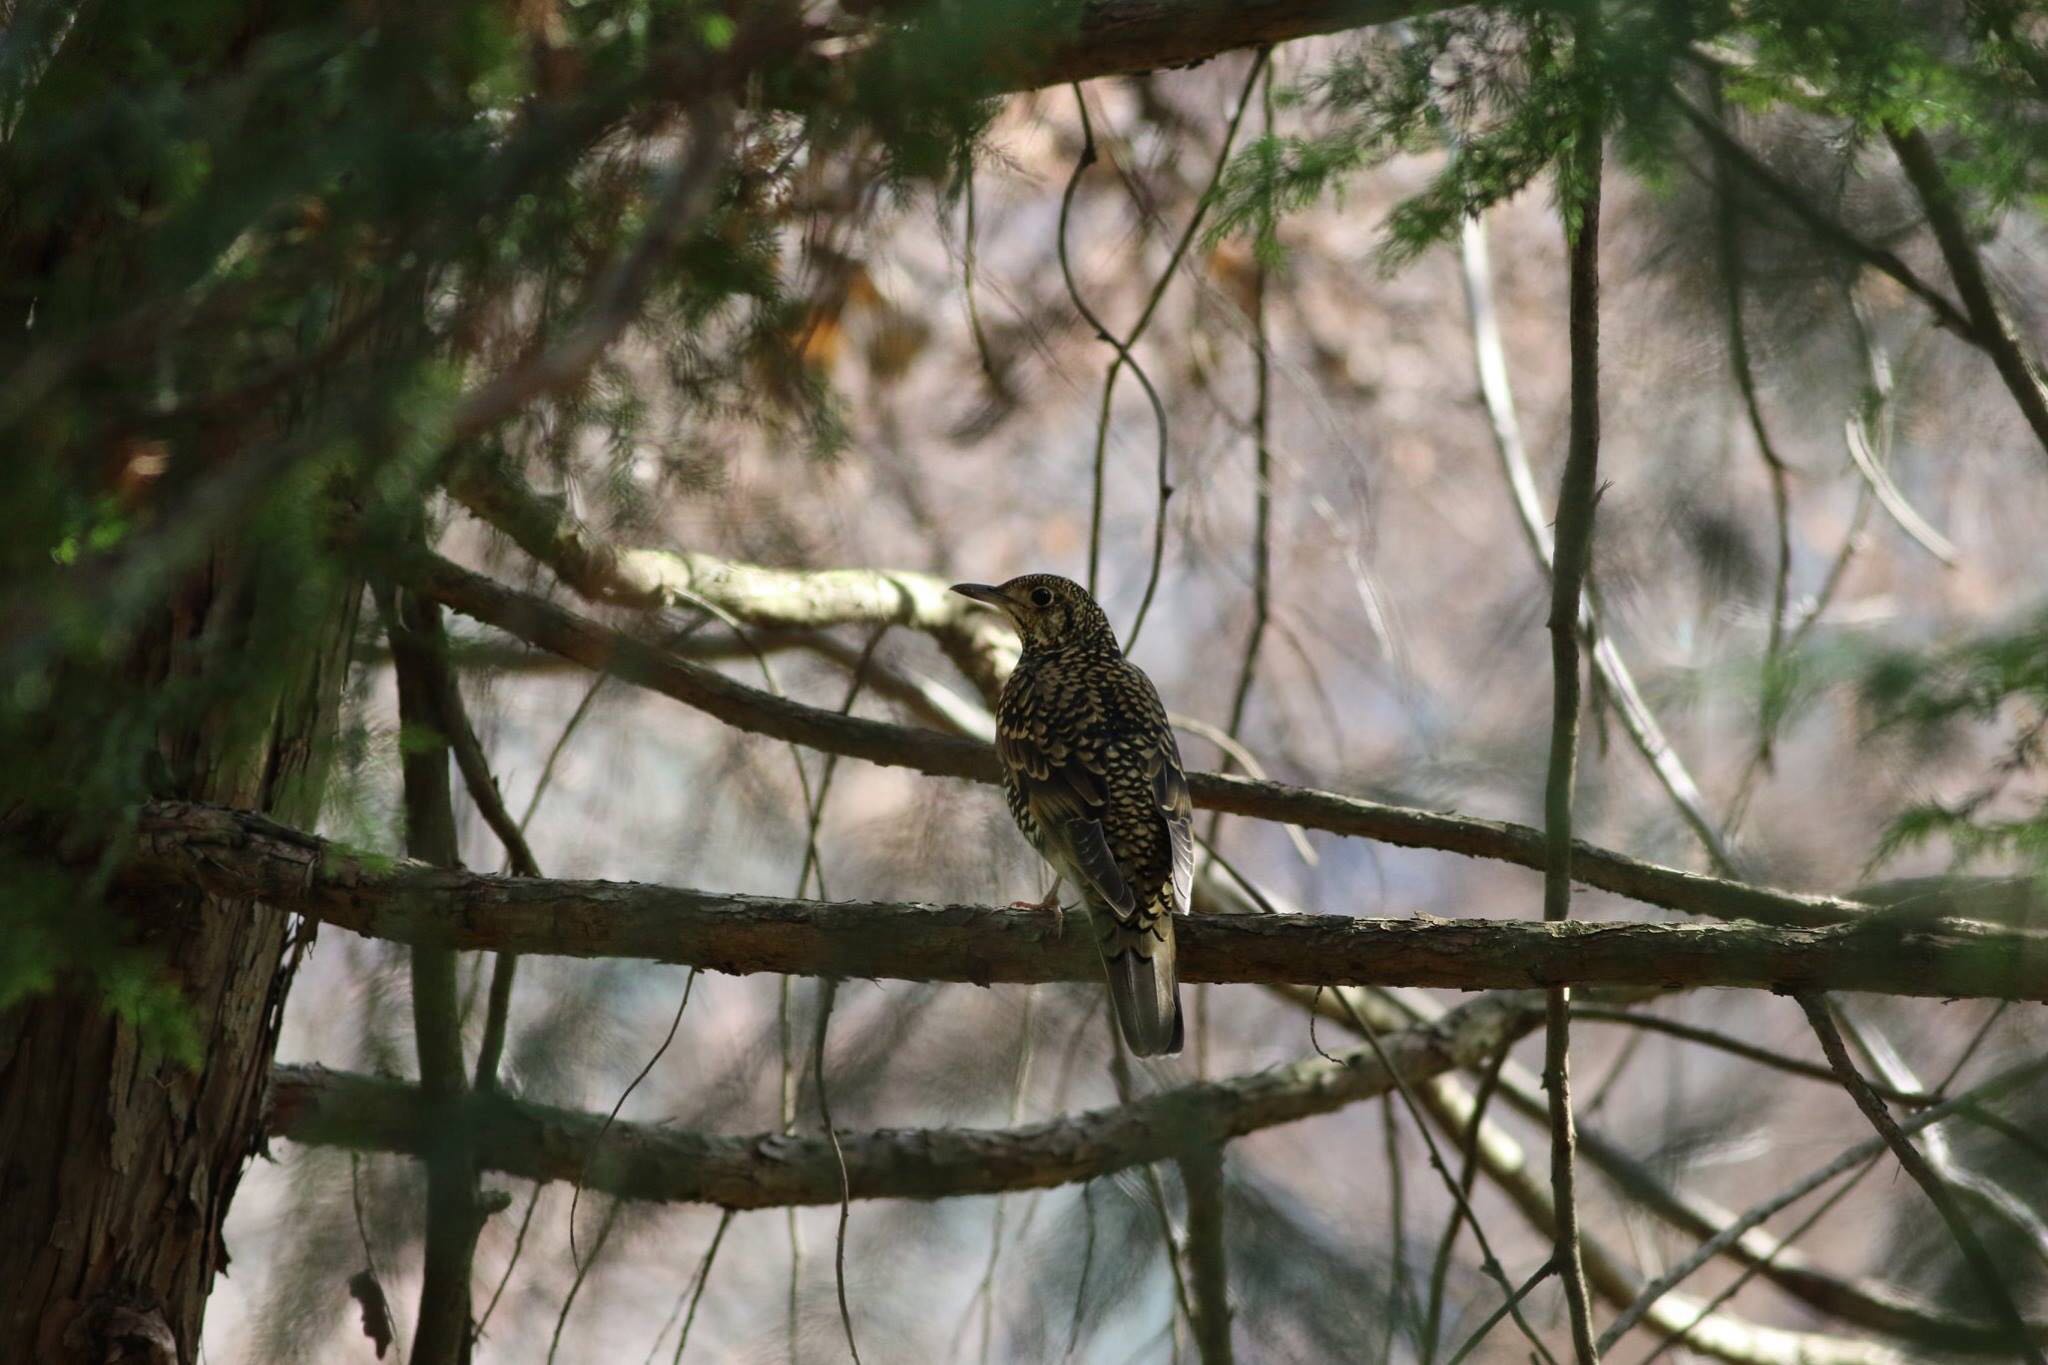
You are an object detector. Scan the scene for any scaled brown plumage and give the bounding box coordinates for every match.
[951,573,1191,1055]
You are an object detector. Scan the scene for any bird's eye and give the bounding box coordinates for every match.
[1029,587,1055,608]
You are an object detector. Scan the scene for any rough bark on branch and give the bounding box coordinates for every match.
[447,462,1018,700]
[129,802,2048,999]
[264,990,1542,1208]
[397,547,1909,930]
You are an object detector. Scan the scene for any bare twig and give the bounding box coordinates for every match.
[1672,93,1978,342]
[1842,411,1957,565]
[669,1209,734,1365]
[393,547,1908,930]
[1458,206,1734,873]
[1063,54,1266,646]
[1835,1003,2048,1262]
[1177,1143,1233,1365]
[380,585,484,1365]
[1596,1051,2048,1355]
[1539,69,1604,1363]
[1350,984,2048,1356]
[1708,80,1796,764]
[1421,1038,1511,1364]
[569,969,699,1267]
[1328,992,1560,1365]
[1444,1260,1558,1365]
[812,977,861,1365]
[1884,122,2048,457]
[1797,995,2045,1363]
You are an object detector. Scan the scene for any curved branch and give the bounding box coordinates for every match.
[264,988,1545,1209]
[395,546,1899,929]
[445,463,1018,701]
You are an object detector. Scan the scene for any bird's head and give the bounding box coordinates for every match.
[950,573,1119,653]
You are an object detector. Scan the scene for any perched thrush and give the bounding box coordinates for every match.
[951,574,1191,1056]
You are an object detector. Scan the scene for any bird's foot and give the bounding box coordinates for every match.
[1008,889,1070,938]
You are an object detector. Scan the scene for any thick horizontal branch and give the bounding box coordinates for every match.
[131,803,2048,999]
[978,0,1448,90]
[265,988,1543,1208]
[398,547,1956,931]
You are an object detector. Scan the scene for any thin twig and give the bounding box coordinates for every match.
[1570,1006,1934,1104]
[1635,1155,1884,1365]
[569,969,699,1266]
[1058,55,1267,646]
[1108,1045,1198,1336]
[1709,78,1796,766]
[1216,53,1277,749]
[475,1182,541,1339]
[1066,1179,1098,1361]
[1797,994,2045,1363]
[350,1153,406,1364]
[812,977,861,1364]
[1383,1095,1412,1360]
[1671,92,1977,342]
[1842,406,1958,566]
[1538,56,1605,1361]
[546,1199,623,1365]
[1444,1259,1558,1365]
[1177,1142,1233,1365]
[1833,1001,2048,1265]
[1596,1052,2048,1354]
[1458,205,1734,874]
[669,1208,736,1365]
[959,985,1038,1365]
[1884,121,2048,457]
[1329,992,1561,1365]
[1422,1037,1512,1364]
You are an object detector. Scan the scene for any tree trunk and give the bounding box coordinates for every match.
[0,561,357,1362]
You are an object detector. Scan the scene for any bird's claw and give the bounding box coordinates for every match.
[1008,890,1069,939]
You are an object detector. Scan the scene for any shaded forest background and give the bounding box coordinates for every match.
[6,1,2048,1362]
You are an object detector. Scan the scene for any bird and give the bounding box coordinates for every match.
[950,574,1191,1056]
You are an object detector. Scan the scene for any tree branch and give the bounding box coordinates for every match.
[1540,58,1604,1363]
[1595,1052,2048,1355]
[445,461,1018,701]
[264,987,1544,1209]
[1671,93,1979,343]
[1798,995,2046,1364]
[392,545,1910,930]
[1178,1144,1234,1365]
[381,587,482,1365]
[996,0,1450,89]
[127,801,2048,998]
[1883,122,2048,458]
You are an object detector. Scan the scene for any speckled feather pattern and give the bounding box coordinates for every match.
[975,574,1192,1053]
[998,639,1185,935]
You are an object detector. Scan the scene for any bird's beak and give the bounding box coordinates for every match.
[950,582,1010,611]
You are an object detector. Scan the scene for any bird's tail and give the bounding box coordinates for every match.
[1101,908,1183,1057]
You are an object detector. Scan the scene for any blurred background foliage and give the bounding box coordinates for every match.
[6,0,2048,1359]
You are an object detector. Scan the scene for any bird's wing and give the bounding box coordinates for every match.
[997,704,1136,912]
[1060,816,1136,918]
[1152,729,1194,914]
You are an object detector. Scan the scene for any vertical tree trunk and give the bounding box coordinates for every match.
[0,563,358,1362]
